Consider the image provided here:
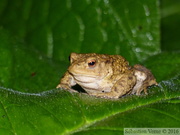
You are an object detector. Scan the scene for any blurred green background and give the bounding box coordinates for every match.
[0,0,161,92]
[0,0,179,92]
[161,0,180,51]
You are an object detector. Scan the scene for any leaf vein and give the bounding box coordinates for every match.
[0,101,16,135]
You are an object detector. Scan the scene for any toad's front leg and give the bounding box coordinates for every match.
[90,74,136,98]
[56,72,78,93]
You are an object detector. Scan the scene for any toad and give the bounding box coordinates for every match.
[56,53,158,98]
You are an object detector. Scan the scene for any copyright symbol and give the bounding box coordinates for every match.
[163,129,167,133]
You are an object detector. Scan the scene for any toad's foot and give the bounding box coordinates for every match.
[56,84,78,93]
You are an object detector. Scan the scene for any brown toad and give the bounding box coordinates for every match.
[56,53,158,98]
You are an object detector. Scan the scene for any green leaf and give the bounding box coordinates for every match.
[0,0,160,63]
[0,75,180,135]
[0,29,67,92]
[143,52,180,82]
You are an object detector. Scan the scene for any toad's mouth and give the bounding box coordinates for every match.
[69,71,103,83]
[73,74,101,83]
[71,72,98,78]
[69,70,110,83]
[71,72,99,77]
[69,70,101,78]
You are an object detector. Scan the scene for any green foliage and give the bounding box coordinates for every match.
[0,0,179,135]
[161,0,180,51]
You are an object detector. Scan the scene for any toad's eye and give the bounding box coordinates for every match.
[88,60,96,67]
